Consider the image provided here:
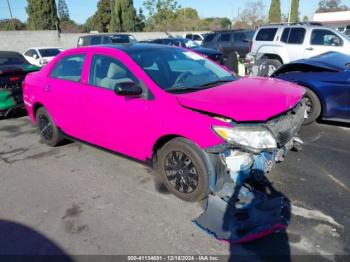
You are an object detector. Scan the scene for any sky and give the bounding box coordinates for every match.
[0,0,340,24]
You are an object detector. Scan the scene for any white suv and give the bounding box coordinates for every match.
[248,23,350,76]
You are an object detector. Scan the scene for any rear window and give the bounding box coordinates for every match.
[255,28,278,41]
[281,28,306,44]
[0,53,28,66]
[90,36,102,45]
[50,54,85,82]
[219,33,231,42]
[203,33,216,42]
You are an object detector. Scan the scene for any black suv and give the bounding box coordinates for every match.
[202,30,255,59]
[77,34,137,47]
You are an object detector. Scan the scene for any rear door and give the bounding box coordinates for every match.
[280,27,307,61]
[233,32,249,58]
[304,29,345,58]
[45,53,88,138]
[217,32,233,56]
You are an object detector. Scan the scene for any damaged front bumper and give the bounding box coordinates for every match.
[206,136,302,193]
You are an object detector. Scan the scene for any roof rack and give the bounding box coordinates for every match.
[266,22,323,26]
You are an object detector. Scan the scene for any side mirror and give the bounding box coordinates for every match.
[114,81,143,97]
[33,54,39,59]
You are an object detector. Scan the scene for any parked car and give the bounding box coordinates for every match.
[202,29,255,59]
[201,29,254,72]
[272,51,350,124]
[23,47,63,67]
[23,44,305,202]
[142,37,224,65]
[184,33,206,45]
[0,51,40,117]
[77,34,137,47]
[248,22,350,76]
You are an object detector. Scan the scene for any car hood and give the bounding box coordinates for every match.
[273,51,350,76]
[175,77,304,122]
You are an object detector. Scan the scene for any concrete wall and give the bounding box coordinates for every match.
[0,30,208,53]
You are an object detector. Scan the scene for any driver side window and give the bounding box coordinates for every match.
[89,55,137,90]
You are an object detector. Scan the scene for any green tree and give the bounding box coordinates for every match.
[58,0,70,21]
[143,0,180,31]
[83,0,112,32]
[316,0,348,13]
[302,15,309,22]
[110,0,136,32]
[269,0,281,23]
[135,8,146,31]
[0,19,26,30]
[290,0,299,22]
[26,0,59,30]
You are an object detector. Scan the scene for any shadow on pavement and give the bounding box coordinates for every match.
[229,178,291,261]
[0,219,73,262]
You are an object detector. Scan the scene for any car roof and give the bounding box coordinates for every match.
[82,43,174,54]
[27,47,62,50]
[79,33,133,38]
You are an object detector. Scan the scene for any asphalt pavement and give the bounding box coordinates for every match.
[0,114,349,261]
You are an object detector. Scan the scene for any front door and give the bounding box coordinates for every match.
[82,53,151,160]
[304,29,345,58]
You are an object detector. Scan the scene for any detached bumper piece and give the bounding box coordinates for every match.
[194,148,293,243]
[193,185,290,243]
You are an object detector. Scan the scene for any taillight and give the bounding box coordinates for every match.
[9,76,20,82]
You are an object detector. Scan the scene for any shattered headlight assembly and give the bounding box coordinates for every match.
[213,125,277,153]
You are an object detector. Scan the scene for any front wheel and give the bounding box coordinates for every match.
[36,107,64,147]
[156,138,209,202]
[303,87,321,125]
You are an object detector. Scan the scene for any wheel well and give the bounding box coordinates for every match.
[296,82,324,115]
[152,135,181,161]
[262,54,283,64]
[33,103,44,119]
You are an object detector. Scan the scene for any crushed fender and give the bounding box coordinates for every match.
[194,181,290,243]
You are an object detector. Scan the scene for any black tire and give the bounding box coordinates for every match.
[224,51,238,73]
[156,138,209,202]
[36,107,64,147]
[303,87,321,125]
[256,58,282,76]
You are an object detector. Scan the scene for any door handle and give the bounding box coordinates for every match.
[305,47,314,51]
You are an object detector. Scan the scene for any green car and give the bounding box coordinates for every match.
[0,51,40,117]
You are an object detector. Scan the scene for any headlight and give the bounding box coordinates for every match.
[213,125,277,152]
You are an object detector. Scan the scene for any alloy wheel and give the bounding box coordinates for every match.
[38,115,53,141]
[164,151,199,194]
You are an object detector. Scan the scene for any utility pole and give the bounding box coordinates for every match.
[6,0,16,30]
[183,8,186,32]
[288,0,292,22]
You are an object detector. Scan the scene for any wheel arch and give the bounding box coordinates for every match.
[261,53,284,64]
[295,81,325,118]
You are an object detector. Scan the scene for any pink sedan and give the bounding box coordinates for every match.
[23,44,305,202]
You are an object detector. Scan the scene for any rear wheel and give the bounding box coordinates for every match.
[303,87,321,125]
[36,107,64,146]
[156,138,209,202]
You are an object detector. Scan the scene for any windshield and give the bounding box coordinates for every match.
[0,53,29,66]
[38,48,61,57]
[111,35,137,44]
[129,47,235,93]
